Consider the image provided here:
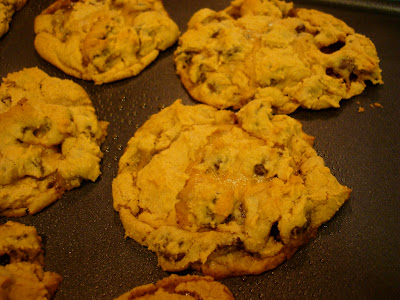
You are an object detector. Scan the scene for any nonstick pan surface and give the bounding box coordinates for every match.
[1,0,399,299]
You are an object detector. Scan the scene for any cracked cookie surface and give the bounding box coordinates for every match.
[34,0,180,84]
[112,99,351,278]
[0,67,108,217]
[0,221,61,300]
[115,274,234,300]
[0,0,27,38]
[174,0,383,113]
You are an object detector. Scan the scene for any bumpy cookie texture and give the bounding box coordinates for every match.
[115,274,234,300]
[113,99,351,278]
[0,262,61,300]
[174,0,383,113]
[0,0,27,38]
[0,221,44,266]
[34,0,180,84]
[0,221,62,300]
[0,67,108,217]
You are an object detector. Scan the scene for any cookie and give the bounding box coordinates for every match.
[0,221,44,266]
[174,0,383,113]
[34,0,180,84]
[0,262,61,300]
[0,67,108,217]
[0,221,62,300]
[115,274,234,300]
[0,0,27,38]
[113,99,351,278]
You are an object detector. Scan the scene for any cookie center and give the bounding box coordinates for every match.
[175,126,277,231]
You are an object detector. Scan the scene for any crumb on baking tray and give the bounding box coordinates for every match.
[373,102,383,108]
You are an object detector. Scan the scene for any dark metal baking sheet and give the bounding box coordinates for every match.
[1,0,399,299]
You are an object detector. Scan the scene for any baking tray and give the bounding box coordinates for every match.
[1,0,399,299]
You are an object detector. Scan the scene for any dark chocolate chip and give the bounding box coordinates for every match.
[295,24,306,33]
[208,83,217,93]
[0,254,10,266]
[320,41,345,54]
[270,221,281,242]
[254,164,267,176]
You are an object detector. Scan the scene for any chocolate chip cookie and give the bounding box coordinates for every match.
[113,99,351,278]
[0,0,27,38]
[0,221,61,299]
[115,274,234,300]
[34,0,180,84]
[0,67,108,217]
[175,0,383,113]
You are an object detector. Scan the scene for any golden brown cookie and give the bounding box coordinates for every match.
[0,221,62,300]
[113,99,351,278]
[174,0,383,113]
[0,262,61,300]
[115,274,234,300]
[0,67,108,217]
[34,0,180,84]
[0,0,27,38]
[0,221,44,266]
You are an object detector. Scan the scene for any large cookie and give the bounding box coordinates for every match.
[34,0,180,84]
[113,99,351,278]
[174,0,383,113]
[0,221,62,300]
[0,0,27,38]
[0,67,108,217]
[115,274,234,300]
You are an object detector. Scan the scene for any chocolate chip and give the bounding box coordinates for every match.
[0,254,10,266]
[161,251,185,262]
[325,67,339,78]
[222,214,234,224]
[213,158,222,170]
[270,221,281,242]
[291,219,310,237]
[326,67,334,76]
[288,9,297,18]
[175,252,185,262]
[208,83,217,93]
[238,202,246,219]
[320,41,345,54]
[199,72,207,83]
[228,9,242,20]
[339,58,354,70]
[254,164,267,176]
[226,47,240,58]
[183,51,195,65]
[295,24,306,33]
[349,72,358,81]
[1,95,12,106]
[211,31,220,39]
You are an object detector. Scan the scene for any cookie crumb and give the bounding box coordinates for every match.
[358,107,365,112]
[373,102,383,108]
